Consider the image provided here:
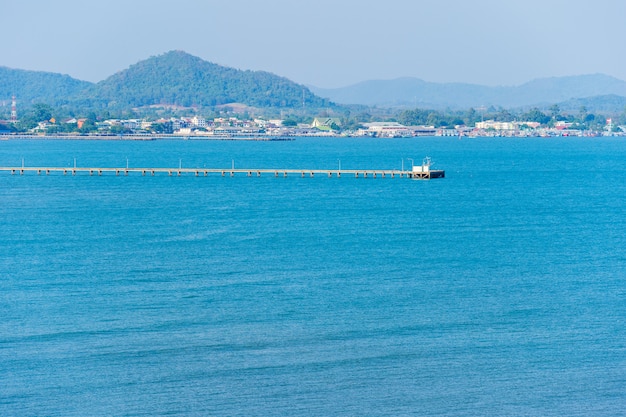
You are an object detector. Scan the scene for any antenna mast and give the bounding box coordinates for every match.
[10,96,17,123]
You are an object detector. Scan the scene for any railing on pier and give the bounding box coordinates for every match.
[0,166,445,179]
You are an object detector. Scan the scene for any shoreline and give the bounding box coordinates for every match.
[0,133,295,141]
[1,133,624,140]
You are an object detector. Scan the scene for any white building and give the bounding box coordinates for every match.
[475,120,515,130]
[192,116,207,128]
[362,122,412,137]
[122,119,141,130]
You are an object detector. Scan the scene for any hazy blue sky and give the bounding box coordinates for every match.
[3,0,625,87]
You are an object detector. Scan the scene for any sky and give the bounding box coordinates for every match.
[3,0,626,88]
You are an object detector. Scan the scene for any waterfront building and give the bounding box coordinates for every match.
[475,120,515,130]
[191,116,207,128]
[122,119,141,130]
[362,122,412,137]
[409,125,437,136]
[312,118,342,130]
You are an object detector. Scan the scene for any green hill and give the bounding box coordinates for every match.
[83,51,331,110]
[0,66,92,106]
[2,51,333,111]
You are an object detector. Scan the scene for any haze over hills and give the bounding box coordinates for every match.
[309,74,626,111]
[2,51,626,113]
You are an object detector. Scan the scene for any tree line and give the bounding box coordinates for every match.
[393,105,626,131]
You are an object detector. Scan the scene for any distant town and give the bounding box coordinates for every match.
[1,95,625,139]
[2,114,624,139]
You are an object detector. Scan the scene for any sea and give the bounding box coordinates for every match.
[1,136,625,417]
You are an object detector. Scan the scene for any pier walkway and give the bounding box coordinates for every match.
[0,166,444,179]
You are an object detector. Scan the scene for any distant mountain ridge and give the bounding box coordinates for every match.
[2,52,626,113]
[1,51,332,110]
[309,74,626,110]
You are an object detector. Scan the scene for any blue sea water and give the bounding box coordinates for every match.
[1,137,625,416]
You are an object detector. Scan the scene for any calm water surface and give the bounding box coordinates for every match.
[1,137,625,416]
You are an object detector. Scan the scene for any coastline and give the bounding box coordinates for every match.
[0,133,295,141]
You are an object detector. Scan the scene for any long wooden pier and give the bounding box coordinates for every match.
[0,166,444,179]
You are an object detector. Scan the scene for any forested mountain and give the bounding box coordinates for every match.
[0,67,92,106]
[80,51,331,109]
[1,51,332,111]
[310,74,626,111]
